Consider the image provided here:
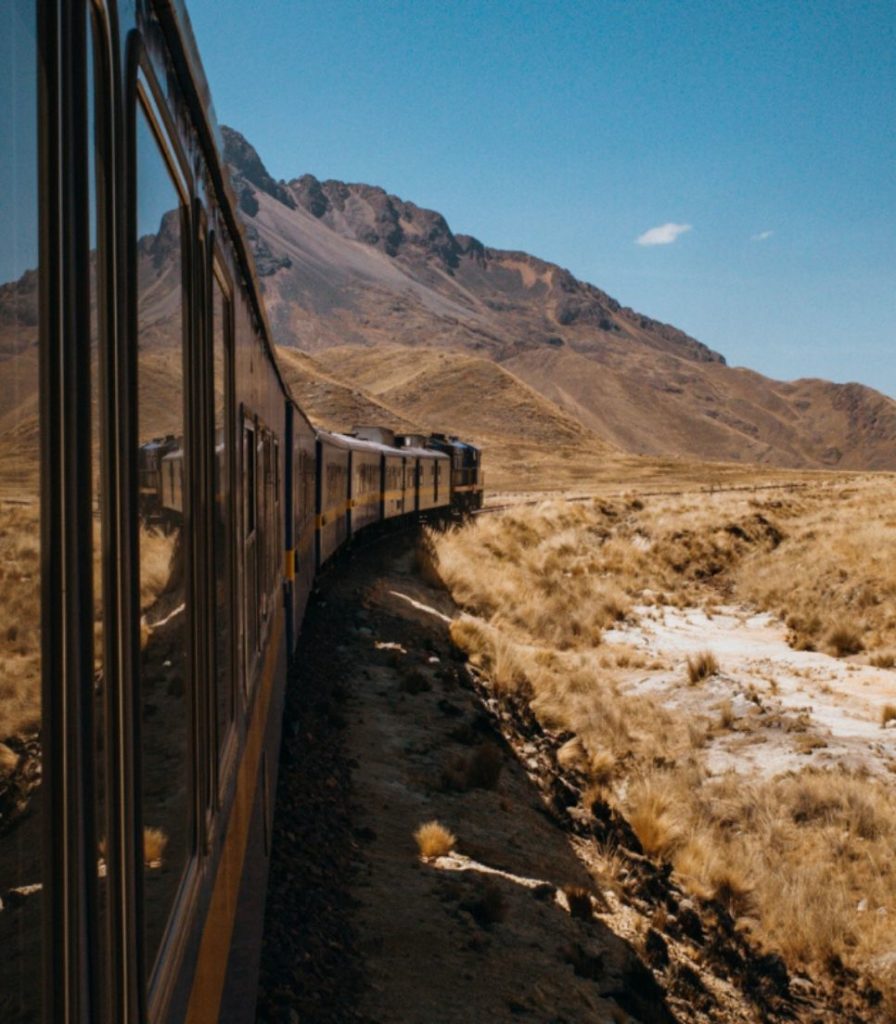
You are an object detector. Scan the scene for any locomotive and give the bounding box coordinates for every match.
[0,1,481,1022]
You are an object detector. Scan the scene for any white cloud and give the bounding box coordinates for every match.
[751,229,774,241]
[635,222,692,246]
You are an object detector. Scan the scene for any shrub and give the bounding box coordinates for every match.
[881,704,896,728]
[687,650,719,685]
[826,622,864,657]
[414,820,456,859]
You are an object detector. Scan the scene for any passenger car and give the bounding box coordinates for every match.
[0,1,481,1021]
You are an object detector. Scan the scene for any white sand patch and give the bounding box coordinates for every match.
[605,605,896,780]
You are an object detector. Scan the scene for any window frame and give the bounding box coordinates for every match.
[131,53,199,1022]
[209,251,237,805]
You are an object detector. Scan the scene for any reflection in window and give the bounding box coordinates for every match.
[87,5,108,985]
[0,2,42,1021]
[212,275,233,764]
[243,418,258,672]
[135,101,189,980]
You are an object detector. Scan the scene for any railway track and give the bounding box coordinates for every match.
[475,477,836,516]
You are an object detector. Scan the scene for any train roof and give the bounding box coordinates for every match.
[320,431,449,461]
[429,433,480,454]
[402,446,450,460]
[319,429,401,456]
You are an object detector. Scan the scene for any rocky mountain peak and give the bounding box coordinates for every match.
[220,125,296,214]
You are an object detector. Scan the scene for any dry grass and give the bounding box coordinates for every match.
[686,650,719,684]
[882,704,896,728]
[825,622,864,657]
[0,499,175,743]
[0,501,41,739]
[430,478,896,1006]
[143,827,169,869]
[414,820,456,859]
[562,885,594,921]
[139,526,178,611]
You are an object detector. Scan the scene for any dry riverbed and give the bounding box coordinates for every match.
[605,605,896,781]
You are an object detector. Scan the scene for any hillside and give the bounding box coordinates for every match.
[222,126,896,472]
[275,344,620,492]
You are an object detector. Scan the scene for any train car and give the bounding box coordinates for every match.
[138,435,180,519]
[284,402,317,655]
[315,429,351,568]
[428,433,485,512]
[0,1,303,1020]
[342,434,387,536]
[382,449,407,520]
[402,445,450,515]
[0,2,479,1023]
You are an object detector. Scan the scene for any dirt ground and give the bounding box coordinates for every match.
[256,530,885,1024]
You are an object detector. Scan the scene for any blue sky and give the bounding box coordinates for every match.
[191,2,893,394]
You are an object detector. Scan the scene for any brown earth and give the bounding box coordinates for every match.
[275,342,861,497]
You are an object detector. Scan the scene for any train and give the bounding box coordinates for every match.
[0,2,481,1023]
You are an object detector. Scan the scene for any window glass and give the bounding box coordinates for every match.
[0,2,42,1020]
[135,100,189,979]
[212,275,233,761]
[242,418,258,671]
[87,6,109,987]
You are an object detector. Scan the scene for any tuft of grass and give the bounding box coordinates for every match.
[138,526,178,611]
[0,741,18,773]
[825,622,864,657]
[414,820,456,859]
[687,649,719,685]
[562,885,594,921]
[712,868,755,918]
[415,533,444,589]
[626,782,681,861]
[881,704,896,728]
[143,826,169,868]
[717,699,735,730]
[870,652,896,669]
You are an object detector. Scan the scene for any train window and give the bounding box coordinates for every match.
[212,269,234,765]
[88,3,110,999]
[271,436,280,593]
[242,415,258,674]
[257,428,269,626]
[0,3,42,1019]
[135,97,190,981]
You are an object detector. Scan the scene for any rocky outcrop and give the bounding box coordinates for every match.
[221,124,296,210]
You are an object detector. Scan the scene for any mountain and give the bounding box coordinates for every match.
[221,126,896,472]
